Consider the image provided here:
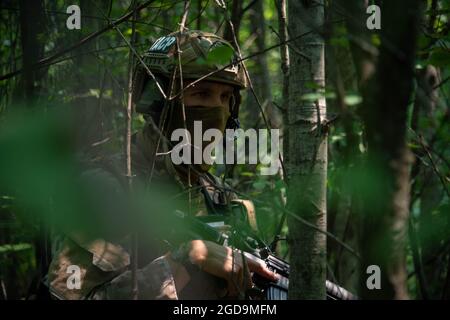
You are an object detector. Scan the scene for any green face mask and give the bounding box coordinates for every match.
[166,104,230,173]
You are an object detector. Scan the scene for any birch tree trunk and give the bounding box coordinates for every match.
[287,0,327,299]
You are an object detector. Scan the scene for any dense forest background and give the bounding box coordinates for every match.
[0,0,449,300]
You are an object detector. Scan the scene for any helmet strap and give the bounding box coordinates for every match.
[226,88,241,130]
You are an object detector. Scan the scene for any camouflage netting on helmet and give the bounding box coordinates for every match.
[132,30,247,116]
[145,30,246,88]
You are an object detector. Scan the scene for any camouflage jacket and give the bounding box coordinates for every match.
[47,122,241,300]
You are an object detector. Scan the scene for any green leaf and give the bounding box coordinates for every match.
[407,142,421,149]
[428,48,450,67]
[304,82,323,89]
[331,133,345,143]
[330,36,348,47]
[207,44,234,66]
[252,180,266,190]
[371,34,381,47]
[274,179,286,190]
[325,91,337,99]
[344,94,362,106]
[301,92,323,101]
[0,243,32,254]
[417,34,432,50]
[240,172,255,177]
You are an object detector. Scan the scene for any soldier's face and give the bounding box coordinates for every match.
[183,81,234,109]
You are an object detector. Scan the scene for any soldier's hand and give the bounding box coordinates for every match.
[186,240,278,297]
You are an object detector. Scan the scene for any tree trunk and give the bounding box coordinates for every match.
[326,1,360,291]
[287,0,327,299]
[17,0,46,105]
[223,0,243,45]
[70,0,110,151]
[360,0,423,299]
[338,0,376,88]
[246,0,281,128]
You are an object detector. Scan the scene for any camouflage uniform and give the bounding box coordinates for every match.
[47,30,250,300]
[48,120,243,299]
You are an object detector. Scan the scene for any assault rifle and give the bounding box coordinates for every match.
[172,210,357,300]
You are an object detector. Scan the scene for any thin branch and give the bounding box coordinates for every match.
[1,18,332,98]
[93,53,128,103]
[186,0,209,28]
[167,20,332,101]
[408,218,430,299]
[90,0,167,99]
[29,42,148,70]
[272,101,286,113]
[285,207,360,260]
[0,0,157,82]
[175,2,192,211]
[270,0,289,250]
[433,76,450,90]
[269,25,309,61]
[0,5,174,31]
[0,279,7,300]
[409,127,450,198]
[179,173,361,260]
[179,0,191,31]
[125,1,138,301]
[217,0,289,186]
[407,241,450,279]
[242,0,259,14]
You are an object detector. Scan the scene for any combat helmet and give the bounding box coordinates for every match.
[133,30,247,128]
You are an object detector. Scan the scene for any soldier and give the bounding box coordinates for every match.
[47,30,278,300]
